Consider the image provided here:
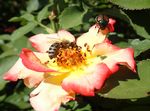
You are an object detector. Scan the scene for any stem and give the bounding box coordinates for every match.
[50,19,57,32]
[36,21,54,34]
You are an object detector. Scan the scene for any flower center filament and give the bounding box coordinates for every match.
[48,41,87,69]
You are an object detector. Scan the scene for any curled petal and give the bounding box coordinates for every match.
[23,72,44,88]
[20,48,57,72]
[103,48,136,73]
[29,30,75,52]
[93,43,135,73]
[30,82,75,111]
[3,58,44,88]
[62,63,111,96]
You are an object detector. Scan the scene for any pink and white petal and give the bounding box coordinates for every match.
[58,30,75,42]
[92,42,120,56]
[3,58,23,81]
[62,63,111,96]
[29,30,75,52]
[103,48,136,73]
[30,82,75,111]
[20,48,57,72]
[3,58,44,88]
[29,33,59,52]
[77,25,107,50]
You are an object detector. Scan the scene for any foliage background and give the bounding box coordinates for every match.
[0,0,150,111]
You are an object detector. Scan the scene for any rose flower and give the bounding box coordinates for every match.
[3,18,135,111]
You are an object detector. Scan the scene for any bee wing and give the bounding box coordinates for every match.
[47,38,62,45]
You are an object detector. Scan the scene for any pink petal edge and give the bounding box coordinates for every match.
[3,58,44,88]
[62,63,111,96]
[108,18,116,32]
[3,58,22,81]
[20,48,57,72]
[103,48,136,73]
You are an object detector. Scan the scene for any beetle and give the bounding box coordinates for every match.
[95,14,109,32]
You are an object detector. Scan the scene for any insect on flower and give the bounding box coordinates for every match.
[95,14,109,32]
[47,42,60,59]
[47,41,81,60]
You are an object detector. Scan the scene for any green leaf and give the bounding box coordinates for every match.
[75,104,92,111]
[119,10,150,39]
[102,8,150,39]
[21,13,35,21]
[0,40,4,45]
[26,0,39,13]
[1,42,15,52]
[1,36,31,56]
[4,91,30,109]
[132,24,150,39]
[10,22,37,41]
[9,17,24,22]
[0,56,18,90]
[59,6,87,29]
[37,5,51,22]
[12,36,30,52]
[121,106,150,111]
[115,41,130,48]
[60,100,92,111]
[99,60,150,99]
[0,49,18,59]
[130,39,150,57]
[0,34,11,40]
[9,13,35,22]
[32,26,48,34]
[0,56,18,75]
[109,0,150,10]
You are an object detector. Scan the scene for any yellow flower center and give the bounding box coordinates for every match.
[56,46,86,68]
[47,41,88,69]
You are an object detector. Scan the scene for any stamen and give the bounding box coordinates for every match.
[56,47,86,68]
[47,41,90,69]
[44,61,49,65]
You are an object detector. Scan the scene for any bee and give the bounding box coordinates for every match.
[47,42,60,59]
[95,14,109,32]
[47,41,80,59]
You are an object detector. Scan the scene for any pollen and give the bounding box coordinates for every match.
[55,41,86,68]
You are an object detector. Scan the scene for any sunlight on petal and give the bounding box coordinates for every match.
[62,63,111,96]
[30,82,74,111]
